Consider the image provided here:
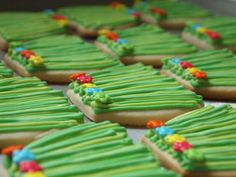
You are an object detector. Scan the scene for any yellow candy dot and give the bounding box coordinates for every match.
[196,27,208,34]
[98,29,110,35]
[29,56,44,66]
[187,67,200,74]
[82,83,97,88]
[116,4,126,9]
[58,19,69,26]
[24,172,46,177]
[166,134,186,145]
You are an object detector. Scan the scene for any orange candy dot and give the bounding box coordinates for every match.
[70,73,86,81]
[194,71,207,79]
[2,145,24,156]
[146,120,165,128]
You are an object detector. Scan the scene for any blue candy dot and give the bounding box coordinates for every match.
[15,47,26,52]
[117,39,128,44]
[171,58,182,64]
[13,148,35,164]
[86,88,103,96]
[191,24,201,30]
[128,9,134,15]
[156,126,174,138]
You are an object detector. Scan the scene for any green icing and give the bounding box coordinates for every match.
[0,60,13,77]
[5,121,180,177]
[162,49,236,87]
[70,63,203,114]
[59,6,138,30]
[0,76,83,133]
[134,0,213,21]
[8,35,121,72]
[97,24,197,57]
[0,12,65,42]
[184,16,236,46]
[146,105,236,171]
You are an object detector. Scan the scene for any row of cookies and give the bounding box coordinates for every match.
[0,64,180,177]
[1,67,235,177]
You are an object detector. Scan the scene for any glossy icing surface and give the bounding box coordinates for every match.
[184,16,236,46]
[8,35,121,72]
[59,5,137,30]
[97,25,197,57]
[145,105,236,171]
[0,76,83,133]
[69,63,203,114]
[0,12,65,42]
[162,49,236,87]
[3,121,180,177]
[134,0,212,21]
[0,60,13,77]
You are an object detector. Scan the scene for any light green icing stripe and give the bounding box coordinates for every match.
[4,121,180,177]
[0,76,83,133]
[97,24,197,57]
[146,105,236,171]
[184,16,236,46]
[162,49,236,87]
[0,60,13,77]
[70,63,202,114]
[59,6,137,29]
[134,0,212,20]
[0,12,65,41]
[8,35,121,72]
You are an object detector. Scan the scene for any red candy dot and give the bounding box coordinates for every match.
[106,32,119,42]
[146,120,165,129]
[77,75,93,84]
[52,14,67,20]
[70,73,86,81]
[180,61,193,69]
[21,50,35,58]
[207,31,221,40]
[150,7,166,16]
[132,12,141,18]
[20,161,42,172]
[194,71,207,79]
[173,141,192,152]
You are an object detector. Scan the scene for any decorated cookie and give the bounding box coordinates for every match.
[0,76,83,147]
[1,121,180,177]
[182,16,236,53]
[58,4,140,37]
[67,63,203,126]
[133,0,213,29]
[0,60,13,77]
[161,49,236,100]
[95,24,197,67]
[4,35,121,83]
[142,105,236,177]
[0,12,66,51]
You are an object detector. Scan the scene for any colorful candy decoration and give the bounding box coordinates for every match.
[111,2,126,9]
[150,7,166,16]
[128,9,141,18]
[70,73,93,84]
[146,120,194,154]
[191,24,221,40]
[17,48,44,67]
[70,73,111,108]
[170,58,207,79]
[2,146,45,176]
[51,14,69,26]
